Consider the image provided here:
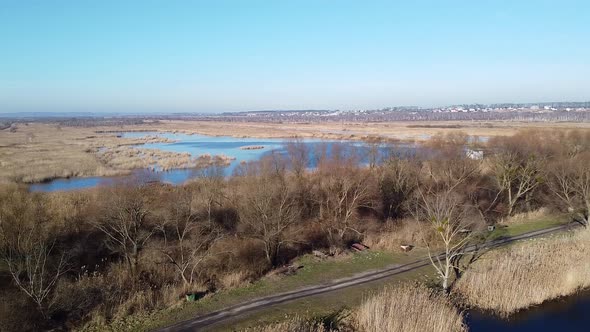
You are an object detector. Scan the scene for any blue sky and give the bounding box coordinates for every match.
[1,0,589,113]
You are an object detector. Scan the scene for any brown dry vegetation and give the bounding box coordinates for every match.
[149,119,590,141]
[355,284,466,332]
[2,120,590,184]
[455,230,590,316]
[241,284,466,332]
[0,128,589,331]
[0,123,233,183]
[242,316,331,332]
[98,146,234,172]
[363,219,437,252]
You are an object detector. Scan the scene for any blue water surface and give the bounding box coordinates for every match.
[467,290,590,332]
[30,132,414,192]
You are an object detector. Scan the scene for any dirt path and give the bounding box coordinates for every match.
[157,223,576,332]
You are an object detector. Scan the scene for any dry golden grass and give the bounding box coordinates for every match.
[0,123,232,183]
[0,123,154,182]
[355,284,466,332]
[241,317,329,332]
[154,120,590,142]
[500,207,550,225]
[455,229,590,316]
[98,146,234,172]
[219,271,250,290]
[363,219,435,252]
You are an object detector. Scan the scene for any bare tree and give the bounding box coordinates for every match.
[236,176,300,267]
[94,186,155,277]
[423,157,480,194]
[0,187,68,317]
[314,169,371,244]
[489,152,545,216]
[364,136,382,169]
[157,189,220,286]
[415,192,473,292]
[547,155,590,226]
[467,180,503,225]
[188,169,226,226]
[285,137,309,178]
[379,158,419,220]
[411,155,479,292]
[2,240,68,317]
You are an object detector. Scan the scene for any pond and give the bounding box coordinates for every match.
[30,132,416,192]
[467,289,590,332]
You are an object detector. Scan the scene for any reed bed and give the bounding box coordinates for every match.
[355,284,466,332]
[455,230,590,316]
[99,146,234,172]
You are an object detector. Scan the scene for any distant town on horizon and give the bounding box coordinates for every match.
[2,100,589,124]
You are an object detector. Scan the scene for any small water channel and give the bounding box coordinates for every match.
[467,289,590,331]
[30,132,416,192]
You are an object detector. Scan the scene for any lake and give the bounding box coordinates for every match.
[467,290,590,332]
[30,132,415,192]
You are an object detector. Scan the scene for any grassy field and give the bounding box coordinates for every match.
[149,120,590,141]
[485,215,567,241]
[99,214,568,332]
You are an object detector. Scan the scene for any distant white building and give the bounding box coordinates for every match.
[466,149,484,160]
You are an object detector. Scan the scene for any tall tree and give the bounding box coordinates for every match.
[489,152,545,216]
[0,186,68,317]
[547,154,590,226]
[415,192,473,292]
[94,186,155,277]
[236,175,299,267]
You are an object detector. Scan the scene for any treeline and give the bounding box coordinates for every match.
[0,130,589,331]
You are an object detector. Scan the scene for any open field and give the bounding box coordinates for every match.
[117,119,590,140]
[2,119,590,183]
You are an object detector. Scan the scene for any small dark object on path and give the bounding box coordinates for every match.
[351,243,370,252]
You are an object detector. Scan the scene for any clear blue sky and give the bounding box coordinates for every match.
[1,0,589,113]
